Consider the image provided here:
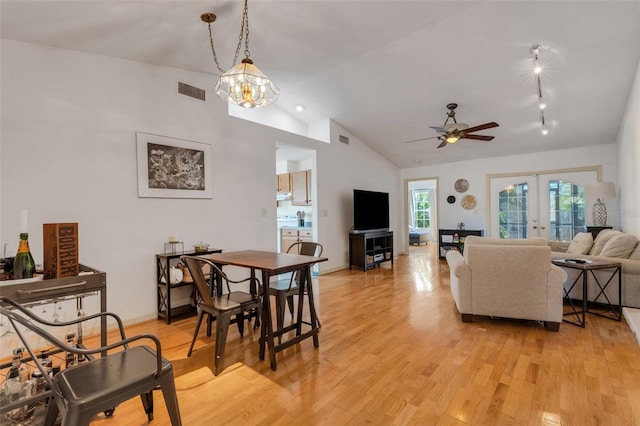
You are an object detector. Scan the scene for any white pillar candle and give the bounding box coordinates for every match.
[20,210,28,234]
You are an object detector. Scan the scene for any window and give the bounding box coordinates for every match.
[413,190,430,228]
[499,183,528,239]
[549,180,585,241]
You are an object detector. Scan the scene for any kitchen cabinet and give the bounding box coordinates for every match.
[291,170,312,206]
[280,228,313,253]
[276,173,291,193]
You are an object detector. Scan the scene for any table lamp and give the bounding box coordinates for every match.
[585,182,616,226]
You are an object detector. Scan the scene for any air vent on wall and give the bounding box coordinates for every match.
[177,82,206,102]
[339,135,349,144]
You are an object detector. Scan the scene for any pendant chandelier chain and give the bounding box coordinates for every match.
[206,0,251,74]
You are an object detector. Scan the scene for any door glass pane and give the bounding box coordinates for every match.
[498,183,528,239]
[548,180,585,241]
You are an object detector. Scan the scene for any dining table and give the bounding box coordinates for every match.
[200,250,328,370]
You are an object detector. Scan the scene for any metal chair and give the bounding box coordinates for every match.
[0,297,181,426]
[269,242,323,336]
[181,256,261,375]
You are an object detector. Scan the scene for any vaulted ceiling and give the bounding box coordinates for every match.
[2,1,639,168]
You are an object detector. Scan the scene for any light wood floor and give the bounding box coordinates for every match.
[90,244,640,425]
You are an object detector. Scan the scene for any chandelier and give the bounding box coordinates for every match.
[201,0,279,108]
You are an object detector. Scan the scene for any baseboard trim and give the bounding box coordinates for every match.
[623,307,640,346]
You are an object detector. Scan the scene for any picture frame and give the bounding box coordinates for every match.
[136,132,212,199]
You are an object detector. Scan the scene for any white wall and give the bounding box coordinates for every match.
[617,55,640,236]
[0,40,401,323]
[401,144,619,238]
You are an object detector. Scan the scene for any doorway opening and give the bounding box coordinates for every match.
[405,178,438,254]
[275,143,317,253]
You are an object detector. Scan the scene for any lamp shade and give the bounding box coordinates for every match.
[585,182,616,199]
[215,59,279,109]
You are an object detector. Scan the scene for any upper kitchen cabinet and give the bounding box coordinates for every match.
[276,173,291,193]
[291,170,312,206]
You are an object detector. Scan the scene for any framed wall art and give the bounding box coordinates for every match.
[136,132,212,199]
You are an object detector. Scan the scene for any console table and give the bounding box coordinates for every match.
[156,248,222,324]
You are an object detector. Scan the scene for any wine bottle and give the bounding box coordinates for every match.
[12,233,35,279]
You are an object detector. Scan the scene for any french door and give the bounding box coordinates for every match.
[489,170,598,241]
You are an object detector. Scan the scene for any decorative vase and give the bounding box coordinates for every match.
[169,266,183,285]
[592,198,607,226]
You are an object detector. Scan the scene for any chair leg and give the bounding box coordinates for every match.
[187,309,205,357]
[286,295,295,316]
[140,390,154,421]
[275,293,287,343]
[544,321,560,332]
[214,313,231,375]
[43,397,60,426]
[158,371,183,426]
[236,312,245,337]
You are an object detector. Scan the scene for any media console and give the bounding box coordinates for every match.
[349,230,393,271]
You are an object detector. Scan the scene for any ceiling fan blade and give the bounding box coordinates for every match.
[463,122,499,134]
[429,126,447,134]
[436,140,448,149]
[463,134,495,141]
[404,136,440,143]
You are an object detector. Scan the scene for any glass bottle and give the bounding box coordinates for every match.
[65,332,77,368]
[12,233,35,280]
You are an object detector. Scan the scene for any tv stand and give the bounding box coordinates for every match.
[349,230,393,271]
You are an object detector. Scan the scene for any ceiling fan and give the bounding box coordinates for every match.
[404,103,499,148]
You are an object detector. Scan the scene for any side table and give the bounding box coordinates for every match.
[552,258,622,327]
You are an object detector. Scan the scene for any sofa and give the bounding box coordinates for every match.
[446,236,567,331]
[548,229,640,308]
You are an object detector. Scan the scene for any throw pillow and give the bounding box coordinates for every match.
[590,229,621,256]
[599,234,640,258]
[566,232,594,254]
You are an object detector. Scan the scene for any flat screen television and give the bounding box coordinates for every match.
[353,189,390,232]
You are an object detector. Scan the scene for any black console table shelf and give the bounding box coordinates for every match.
[438,229,483,259]
[349,230,393,271]
[156,248,222,324]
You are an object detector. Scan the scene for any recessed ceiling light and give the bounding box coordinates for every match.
[296,105,305,112]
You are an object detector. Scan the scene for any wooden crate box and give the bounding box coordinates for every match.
[43,223,79,279]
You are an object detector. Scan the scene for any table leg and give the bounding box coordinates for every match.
[581,268,587,328]
[258,270,277,370]
[304,266,321,348]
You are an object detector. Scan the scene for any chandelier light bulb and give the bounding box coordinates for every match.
[541,126,549,135]
[533,61,542,74]
[538,99,546,110]
[446,135,459,144]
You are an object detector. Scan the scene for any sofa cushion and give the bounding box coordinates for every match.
[566,232,593,254]
[590,229,621,256]
[599,234,639,258]
[629,244,640,261]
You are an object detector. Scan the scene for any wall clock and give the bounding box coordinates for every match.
[454,178,469,193]
[461,195,477,210]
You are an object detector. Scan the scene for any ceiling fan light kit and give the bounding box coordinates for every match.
[404,103,499,149]
[201,0,279,109]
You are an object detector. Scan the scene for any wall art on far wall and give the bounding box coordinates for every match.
[136,132,212,199]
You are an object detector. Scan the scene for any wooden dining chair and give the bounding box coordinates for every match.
[181,256,261,375]
[269,241,323,336]
[0,297,182,426]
